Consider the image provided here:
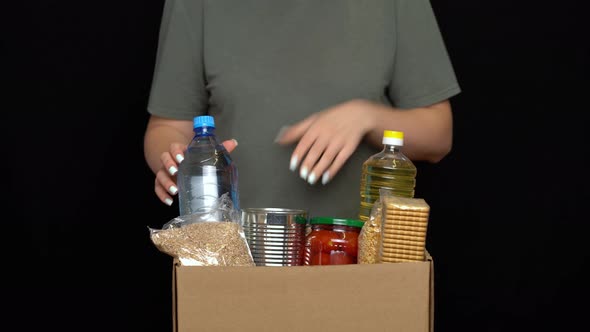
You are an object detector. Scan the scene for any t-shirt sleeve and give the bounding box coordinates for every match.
[147,0,206,120]
[388,0,461,109]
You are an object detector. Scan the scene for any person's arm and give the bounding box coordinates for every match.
[144,115,194,176]
[275,0,460,186]
[362,99,452,163]
[143,0,208,206]
[143,115,193,206]
[275,99,452,185]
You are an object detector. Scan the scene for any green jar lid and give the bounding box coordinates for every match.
[295,215,308,224]
[310,217,364,228]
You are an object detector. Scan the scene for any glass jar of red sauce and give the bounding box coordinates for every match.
[303,217,364,265]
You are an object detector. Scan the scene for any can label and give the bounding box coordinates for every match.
[267,213,287,225]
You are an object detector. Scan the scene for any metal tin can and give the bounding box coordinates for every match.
[241,208,308,266]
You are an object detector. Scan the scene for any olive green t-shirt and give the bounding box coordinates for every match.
[147,0,461,219]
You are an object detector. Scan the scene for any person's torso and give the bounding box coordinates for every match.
[199,0,397,219]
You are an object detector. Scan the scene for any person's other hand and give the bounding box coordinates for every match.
[275,100,375,185]
[154,139,238,206]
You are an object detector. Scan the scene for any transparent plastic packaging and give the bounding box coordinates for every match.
[358,200,383,264]
[378,190,430,263]
[149,193,254,266]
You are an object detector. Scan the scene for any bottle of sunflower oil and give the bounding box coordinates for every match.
[358,130,417,222]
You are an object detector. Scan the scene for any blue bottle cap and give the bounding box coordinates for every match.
[193,115,215,129]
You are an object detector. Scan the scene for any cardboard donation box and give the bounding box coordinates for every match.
[172,252,434,332]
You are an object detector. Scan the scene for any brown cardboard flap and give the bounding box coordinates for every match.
[173,256,433,332]
[426,251,434,332]
[172,258,179,332]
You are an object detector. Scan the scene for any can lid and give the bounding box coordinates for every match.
[383,130,403,146]
[194,115,215,129]
[310,217,364,228]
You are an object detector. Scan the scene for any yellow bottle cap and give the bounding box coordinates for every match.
[383,130,404,146]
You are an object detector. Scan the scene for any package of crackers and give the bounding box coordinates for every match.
[378,190,430,263]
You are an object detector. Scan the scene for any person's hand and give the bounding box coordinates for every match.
[275,100,376,185]
[154,139,238,206]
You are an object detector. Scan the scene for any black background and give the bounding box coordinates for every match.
[4,1,589,331]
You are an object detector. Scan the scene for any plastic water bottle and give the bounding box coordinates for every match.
[358,130,417,222]
[177,115,240,216]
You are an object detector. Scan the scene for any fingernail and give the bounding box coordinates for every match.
[307,172,316,185]
[164,198,173,206]
[321,171,330,185]
[168,166,178,176]
[169,185,178,195]
[289,156,298,172]
[274,125,289,143]
[175,154,184,163]
[300,166,308,180]
[232,139,238,147]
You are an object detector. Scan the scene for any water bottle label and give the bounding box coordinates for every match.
[188,166,220,211]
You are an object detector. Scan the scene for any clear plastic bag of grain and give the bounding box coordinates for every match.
[149,193,255,267]
[358,200,383,264]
